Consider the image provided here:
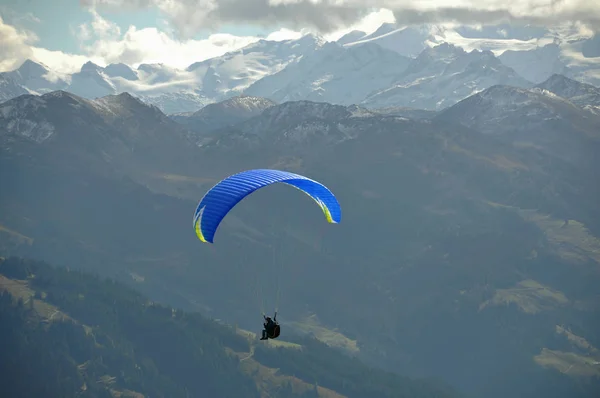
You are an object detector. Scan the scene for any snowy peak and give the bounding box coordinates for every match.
[0,74,30,102]
[498,43,568,84]
[0,89,184,149]
[536,74,600,103]
[535,74,600,115]
[69,63,117,99]
[243,39,411,106]
[2,59,68,94]
[171,95,276,133]
[363,44,529,110]
[93,92,167,121]
[364,22,398,39]
[418,42,466,64]
[14,59,49,80]
[404,43,466,75]
[295,33,327,47]
[194,95,275,117]
[104,63,138,81]
[80,61,103,73]
[336,30,367,45]
[436,84,591,133]
[475,84,580,108]
[0,90,94,144]
[435,84,600,165]
[206,100,375,150]
[260,100,356,121]
[344,23,442,58]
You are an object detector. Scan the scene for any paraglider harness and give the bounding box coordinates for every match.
[261,313,280,340]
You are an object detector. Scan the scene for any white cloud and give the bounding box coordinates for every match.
[89,9,121,39]
[0,13,99,74]
[0,7,263,73]
[82,26,261,68]
[83,0,600,39]
[0,14,37,71]
[265,28,304,41]
[73,10,261,68]
[324,8,396,41]
[30,47,102,74]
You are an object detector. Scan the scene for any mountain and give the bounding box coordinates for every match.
[0,256,460,398]
[342,23,442,58]
[498,43,569,84]
[363,43,531,110]
[0,75,30,102]
[1,59,69,94]
[125,35,323,113]
[435,83,600,224]
[187,35,325,99]
[496,32,600,87]
[195,95,600,398]
[339,23,600,88]
[207,100,377,146]
[2,88,600,398]
[0,36,321,114]
[171,95,277,134]
[244,42,411,106]
[1,22,600,114]
[0,90,201,198]
[336,30,367,45]
[535,74,600,114]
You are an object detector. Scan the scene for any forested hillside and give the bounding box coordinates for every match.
[0,256,460,398]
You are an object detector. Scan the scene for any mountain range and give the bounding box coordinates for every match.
[1,65,600,398]
[1,22,599,114]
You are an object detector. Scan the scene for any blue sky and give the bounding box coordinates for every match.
[1,0,271,53]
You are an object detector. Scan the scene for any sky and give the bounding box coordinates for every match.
[0,0,598,73]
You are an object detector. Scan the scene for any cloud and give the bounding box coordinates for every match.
[0,14,37,71]
[30,47,100,74]
[71,9,260,68]
[390,2,600,30]
[324,8,396,41]
[83,0,600,38]
[0,13,99,74]
[83,0,371,38]
[82,26,261,68]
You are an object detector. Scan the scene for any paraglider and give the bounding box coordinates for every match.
[193,169,341,244]
[193,168,341,340]
[261,313,280,340]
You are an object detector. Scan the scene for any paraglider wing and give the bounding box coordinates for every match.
[193,169,341,243]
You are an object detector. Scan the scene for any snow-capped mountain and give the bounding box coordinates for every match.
[0,90,183,145]
[496,31,600,87]
[202,100,373,147]
[435,84,600,164]
[0,35,325,114]
[244,41,411,106]
[1,23,599,114]
[535,74,600,114]
[0,74,30,102]
[340,22,600,87]
[498,43,569,84]
[342,23,442,58]
[2,59,69,94]
[171,95,276,133]
[0,90,202,198]
[187,34,324,99]
[362,43,531,110]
